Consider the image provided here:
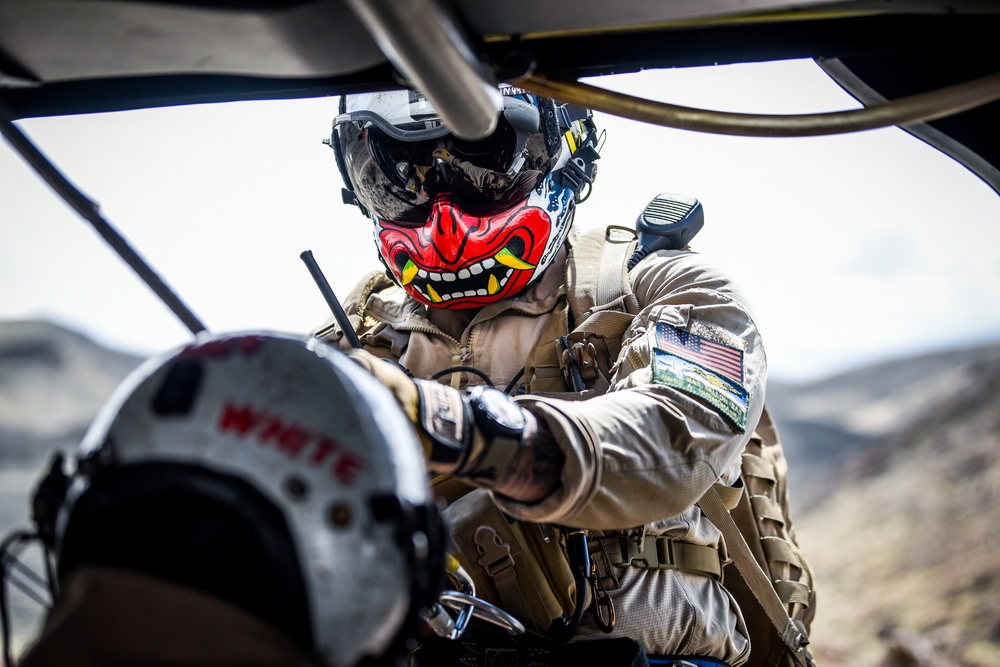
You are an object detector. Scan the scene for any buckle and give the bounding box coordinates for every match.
[558,335,599,391]
[474,526,516,578]
[616,535,674,569]
[782,619,809,652]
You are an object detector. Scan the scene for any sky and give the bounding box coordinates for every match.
[2,59,999,382]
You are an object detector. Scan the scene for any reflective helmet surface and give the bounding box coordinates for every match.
[55,332,441,667]
[333,87,600,308]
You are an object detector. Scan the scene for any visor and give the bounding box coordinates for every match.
[336,89,552,225]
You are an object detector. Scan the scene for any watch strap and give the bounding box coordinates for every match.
[413,379,471,469]
[458,430,521,486]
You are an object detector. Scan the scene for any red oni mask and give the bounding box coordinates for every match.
[377,195,551,309]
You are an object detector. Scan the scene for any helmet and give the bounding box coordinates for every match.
[39,332,444,667]
[330,86,601,309]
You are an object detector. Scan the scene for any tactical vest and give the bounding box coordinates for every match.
[435,226,816,666]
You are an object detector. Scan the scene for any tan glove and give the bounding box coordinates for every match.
[346,349,420,423]
[347,350,496,479]
[431,147,458,164]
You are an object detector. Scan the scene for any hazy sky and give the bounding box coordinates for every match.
[2,59,999,382]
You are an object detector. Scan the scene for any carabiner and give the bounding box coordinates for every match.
[589,562,616,633]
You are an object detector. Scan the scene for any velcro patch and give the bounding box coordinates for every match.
[653,350,748,431]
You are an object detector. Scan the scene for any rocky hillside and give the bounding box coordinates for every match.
[0,320,143,651]
[0,320,142,460]
[767,342,1000,511]
[768,343,1000,667]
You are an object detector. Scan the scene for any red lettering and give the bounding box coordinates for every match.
[333,454,365,487]
[217,403,369,487]
[274,424,311,457]
[257,417,286,444]
[180,335,267,360]
[218,403,263,436]
[236,336,267,354]
[256,419,311,456]
[311,437,339,466]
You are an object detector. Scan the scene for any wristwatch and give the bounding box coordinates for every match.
[461,385,526,484]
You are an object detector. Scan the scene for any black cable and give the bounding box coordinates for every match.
[559,337,586,392]
[563,531,590,642]
[41,546,57,600]
[0,100,207,336]
[503,367,526,395]
[428,365,494,386]
[0,531,39,667]
[4,561,48,607]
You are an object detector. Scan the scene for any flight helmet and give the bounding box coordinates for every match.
[35,332,444,667]
[330,87,601,308]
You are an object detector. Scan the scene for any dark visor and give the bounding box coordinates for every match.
[337,102,551,225]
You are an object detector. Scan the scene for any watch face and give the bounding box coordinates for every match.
[472,386,526,433]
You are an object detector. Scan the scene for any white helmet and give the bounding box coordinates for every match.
[43,332,444,667]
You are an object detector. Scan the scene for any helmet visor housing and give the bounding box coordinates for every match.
[336,89,551,225]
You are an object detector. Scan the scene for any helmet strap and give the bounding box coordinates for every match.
[328,97,370,218]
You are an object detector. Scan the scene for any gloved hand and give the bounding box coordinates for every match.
[432,147,458,165]
[347,350,523,486]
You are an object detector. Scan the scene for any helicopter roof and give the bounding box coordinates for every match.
[0,0,997,191]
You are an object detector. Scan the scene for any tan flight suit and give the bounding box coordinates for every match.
[317,226,766,665]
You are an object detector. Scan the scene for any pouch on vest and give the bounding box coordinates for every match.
[436,478,583,638]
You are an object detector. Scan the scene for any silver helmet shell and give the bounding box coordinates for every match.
[56,332,439,667]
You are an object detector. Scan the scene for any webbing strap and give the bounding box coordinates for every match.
[570,310,635,339]
[599,536,723,579]
[750,495,786,525]
[698,485,811,666]
[713,479,744,511]
[761,536,802,568]
[741,453,777,482]
[596,226,638,311]
[473,526,537,627]
[775,579,813,606]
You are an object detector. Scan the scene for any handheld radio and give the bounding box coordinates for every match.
[627,193,705,270]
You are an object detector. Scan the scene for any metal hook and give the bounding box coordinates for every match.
[589,562,616,633]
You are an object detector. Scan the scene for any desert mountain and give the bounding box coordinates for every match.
[767,342,1000,511]
[0,320,142,461]
[768,343,1000,667]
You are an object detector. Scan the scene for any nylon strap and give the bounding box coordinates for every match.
[741,452,777,482]
[599,536,724,579]
[570,310,636,339]
[750,495,787,525]
[697,484,811,666]
[596,226,638,312]
[713,478,745,511]
[761,536,803,568]
[775,579,813,606]
[473,525,548,628]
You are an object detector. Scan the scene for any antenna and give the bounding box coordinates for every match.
[299,250,363,349]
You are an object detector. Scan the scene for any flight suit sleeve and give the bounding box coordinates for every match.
[496,249,767,529]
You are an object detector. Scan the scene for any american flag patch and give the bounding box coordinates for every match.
[654,323,744,383]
